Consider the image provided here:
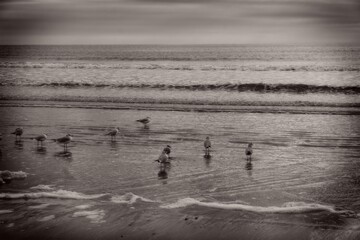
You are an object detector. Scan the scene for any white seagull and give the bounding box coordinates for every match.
[105,127,120,141]
[53,134,73,151]
[136,117,151,127]
[32,134,47,146]
[11,127,23,140]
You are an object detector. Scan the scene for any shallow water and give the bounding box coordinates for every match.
[0,106,360,239]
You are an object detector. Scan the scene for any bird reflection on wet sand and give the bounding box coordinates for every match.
[109,140,119,151]
[54,150,73,161]
[158,162,170,183]
[35,146,47,154]
[204,154,212,167]
[14,140,24,150]
[245,161,253,177]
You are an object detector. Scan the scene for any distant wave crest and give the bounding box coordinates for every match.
[0,62,359,72]
[2,82,358,94]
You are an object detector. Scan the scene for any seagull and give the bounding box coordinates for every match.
[31,134,47,147]
[105,127,120,141]
[204,137,211,156]
[11,127,23,140]
[53,134,73,151]
[156,150,169,164]
[245,142,253,161]
[136,117,150,126]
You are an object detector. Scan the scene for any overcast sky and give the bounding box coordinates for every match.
[0,0,359,44]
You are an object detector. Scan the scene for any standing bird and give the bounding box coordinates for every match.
[245,142,253,161]
[156,150,169,164]
[136,117,150,127]
[32,134,47,147]
[163,145,171,155]
[204,136,212,157]
[11,127,23,141]
[105,127,120,141]
[53,134,73,151]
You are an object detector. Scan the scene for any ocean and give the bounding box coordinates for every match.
[0,45,360,239]
[0,45,359,110]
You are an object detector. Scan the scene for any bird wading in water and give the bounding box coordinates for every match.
[11,127,23,141]
[54,134,73,151]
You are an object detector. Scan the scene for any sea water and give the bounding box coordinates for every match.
[0,45,360,238]
[0,45,359,108]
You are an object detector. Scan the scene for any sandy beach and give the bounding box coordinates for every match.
[1,102,360,239]
[1,0,359,236]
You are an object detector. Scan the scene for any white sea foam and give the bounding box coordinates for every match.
[30,185,55,191]
[75,204,93,210]
[111,192,156,204]
[38,215,55,222]
[0,170,28,179]
[72,210,105,223]
[0,209,13,214]
[160,198,342,214]
[208,188,217,192]
[0,190,108,200]
[28,204,51,209]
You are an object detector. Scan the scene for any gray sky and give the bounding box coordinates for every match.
[0,0,359,44]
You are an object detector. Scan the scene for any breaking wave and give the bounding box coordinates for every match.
[160,198,353,215]
[1,82,359,94]
[0,188,155,205]
[110,192,156,204]
[0,190,108,200]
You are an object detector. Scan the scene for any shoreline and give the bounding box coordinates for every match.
[1,100,360,115]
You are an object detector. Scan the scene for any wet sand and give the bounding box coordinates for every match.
[0,102,360,239]
[1,202,360,240]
